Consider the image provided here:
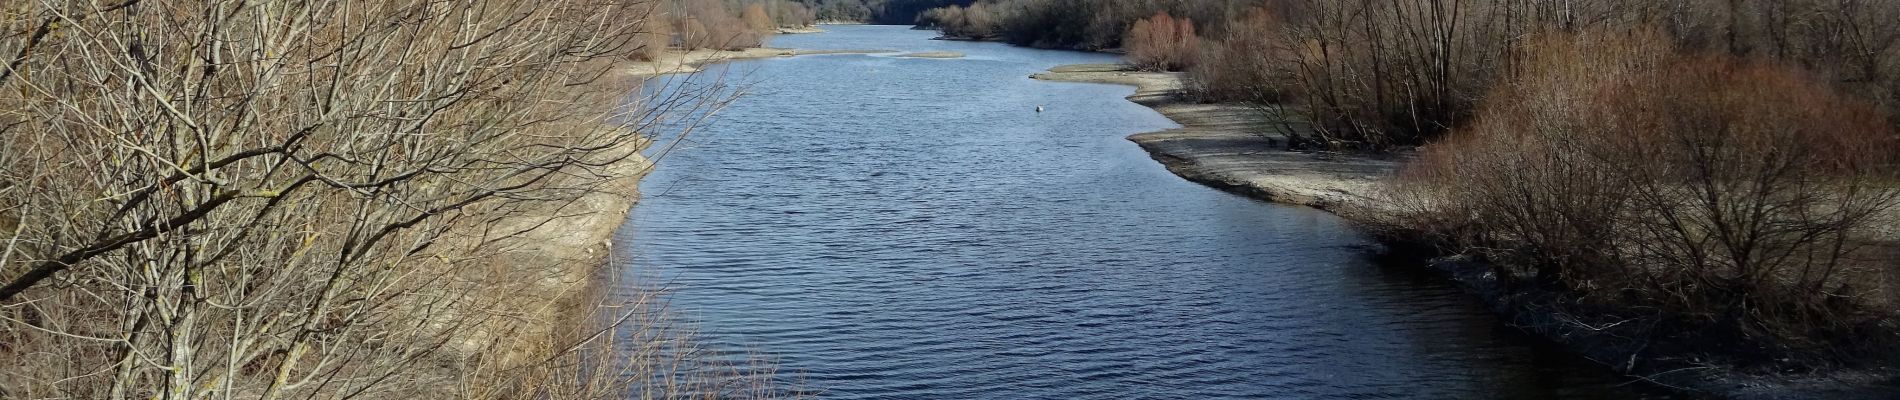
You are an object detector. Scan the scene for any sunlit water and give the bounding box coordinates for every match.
[614,25,1656,399]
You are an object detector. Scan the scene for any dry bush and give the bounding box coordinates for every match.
[678,0,771,50]
[920,3,1000,39]
[1185,6,1287,104]
[1665,0,1900,117]
[1387,27,1900,364]
[1124,12,1198,72]
[1389,27,1677,282]
[918,6,967,34]
[765,0,817,28]
[921,0,1260,50]
[1269,0,1539,150]
[633,2,677,61]
[0,0,781,398]
[744,4,777,32]
[1607,57,1900,340]
[1194,0,1900,150]
[962,3,1000,39]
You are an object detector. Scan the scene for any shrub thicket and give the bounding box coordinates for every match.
[745,4,779,32]
[920,0,1258,50]
[931,0,1900,150]
[663,0,817,52]
[1183,7,1283,104]
[1387,28,1900,366]
[805,0,971,24]
[632,2,676,61]
[927,0,1900,370]
[1124,12,1198,71]
[919,3,1001,39]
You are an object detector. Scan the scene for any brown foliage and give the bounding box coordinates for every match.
[1389,28,1900,362]
[1270,0,1539,150]
[1662,0,1900,116]
[920,3,1000,39]
[1205,0,1900,150]
[928,0,1900,148]
[632,3,675,61]
[678,0,776,50]
[744,4,777,32]
[1124,12,1198,72]
[1185,7,1286,104]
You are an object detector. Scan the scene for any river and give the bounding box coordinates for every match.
[616,25,1657,399]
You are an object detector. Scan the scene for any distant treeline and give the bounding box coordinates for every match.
[916,0,1259,49]
[803,0,974,24]
[629,0,819,60]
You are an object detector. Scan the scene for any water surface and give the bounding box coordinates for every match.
[617,25,1654,399]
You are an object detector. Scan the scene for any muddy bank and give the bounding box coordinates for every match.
[1032,63,1900,399]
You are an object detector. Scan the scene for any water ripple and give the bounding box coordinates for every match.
[616,25,1660,399]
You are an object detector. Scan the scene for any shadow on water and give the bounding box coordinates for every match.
[614,25,1675,399]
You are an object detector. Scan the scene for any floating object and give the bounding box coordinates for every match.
[1036,105,1044,113]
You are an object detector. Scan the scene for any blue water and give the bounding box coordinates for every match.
[615,25,1653,399]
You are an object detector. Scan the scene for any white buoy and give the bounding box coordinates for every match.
[1036,105,1044,113]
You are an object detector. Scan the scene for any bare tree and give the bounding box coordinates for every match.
[0,0,775,398]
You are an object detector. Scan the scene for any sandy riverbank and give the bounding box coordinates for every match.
[896,51,965,58]
[624,48,896,78]
[1028,64,1396,221]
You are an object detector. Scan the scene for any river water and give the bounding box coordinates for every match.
[616,25,1654,399]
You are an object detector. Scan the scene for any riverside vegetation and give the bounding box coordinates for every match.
[0,0,818,398]
[6,0,1897,398]
[929,0,1900,396]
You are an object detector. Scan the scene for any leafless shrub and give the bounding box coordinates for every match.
[1386,27,1900,361]
[1270,0,1534,150]
[679,0,772,51]
[634,3,676,61]
[1124,11,1198,72]
[744,4,777,33]
[759,0,816,28]
[1185,7,1288,104]
[919,3,1000,39]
